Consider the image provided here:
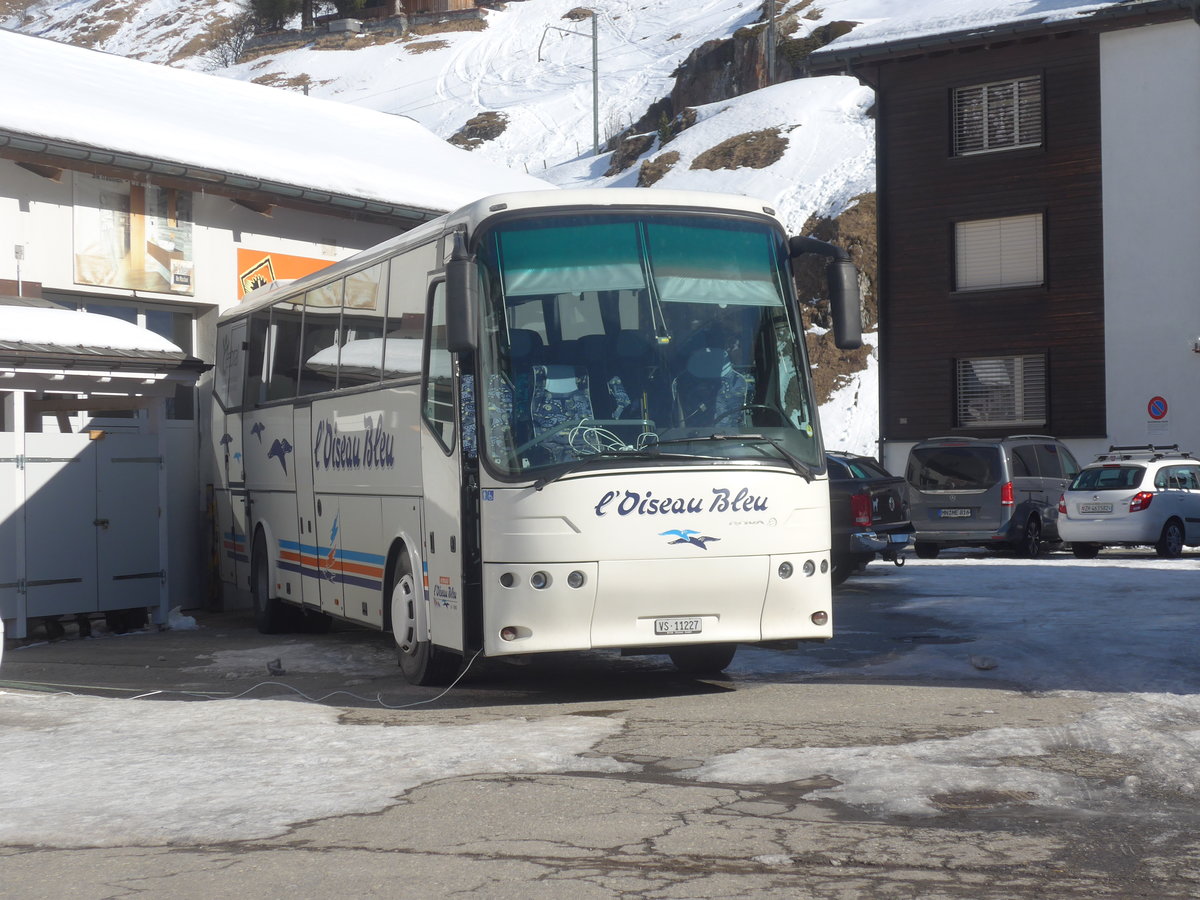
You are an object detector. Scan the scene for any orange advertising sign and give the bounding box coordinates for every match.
[237,249,335,299]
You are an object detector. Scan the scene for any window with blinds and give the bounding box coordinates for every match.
[956,355,1047,427]
[955,214,1043,291]
[953,76,1043,156]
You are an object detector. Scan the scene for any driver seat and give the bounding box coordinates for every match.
[672,348,748,426]
[529,364,593,460]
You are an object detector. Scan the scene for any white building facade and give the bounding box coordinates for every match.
[0,156,403,614]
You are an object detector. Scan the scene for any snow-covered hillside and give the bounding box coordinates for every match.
[3,0,887,450]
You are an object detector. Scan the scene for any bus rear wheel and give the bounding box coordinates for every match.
[390,562,459,686]
[668,643,737,675]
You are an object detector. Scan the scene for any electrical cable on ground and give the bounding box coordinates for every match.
[0,647,486,710]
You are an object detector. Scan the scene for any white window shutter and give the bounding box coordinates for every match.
[955,214,1043,291]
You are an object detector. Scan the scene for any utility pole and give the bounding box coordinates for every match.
[764,0,776,86]
[537,12,600,156]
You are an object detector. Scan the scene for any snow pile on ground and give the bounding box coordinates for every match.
[0,699,630,846]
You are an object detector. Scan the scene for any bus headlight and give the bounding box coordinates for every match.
[778,561,793,579]
[802,560,816,577]
[567,570,586,589]
[530,571,550,590]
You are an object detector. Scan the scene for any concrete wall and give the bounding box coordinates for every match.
[1100,19,1200,453]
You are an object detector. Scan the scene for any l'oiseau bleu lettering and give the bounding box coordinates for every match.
[313,416,396,470]
[594,487,769,518]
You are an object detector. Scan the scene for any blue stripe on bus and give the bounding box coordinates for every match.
[278,539,385,566]
[277,559,381,591]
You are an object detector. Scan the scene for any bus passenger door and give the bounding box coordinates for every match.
[418,281,465,653]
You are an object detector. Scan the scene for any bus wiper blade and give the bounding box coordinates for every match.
[731,433,815,482]
[532,448,723,491]
[651,434,815,482]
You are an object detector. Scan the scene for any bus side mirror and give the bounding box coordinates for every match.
[826,258,862,350]
[446,231,479,353]
[789,235,863,351]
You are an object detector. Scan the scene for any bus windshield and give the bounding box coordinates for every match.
[473,211,821,477]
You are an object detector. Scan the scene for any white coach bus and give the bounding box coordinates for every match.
[211,188,861,684]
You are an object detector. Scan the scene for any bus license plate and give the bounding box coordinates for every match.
[938,508,971,518]
[1080,502,1113,514]
[655,617,702,635]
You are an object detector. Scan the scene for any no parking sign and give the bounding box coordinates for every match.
[1148,396,1168,420]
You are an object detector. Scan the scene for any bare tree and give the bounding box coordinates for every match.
[204,10,257,68]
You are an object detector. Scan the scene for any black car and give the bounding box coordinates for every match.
[827,452,912,584]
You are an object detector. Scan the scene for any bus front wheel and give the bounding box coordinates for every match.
[251,534,288,634]
[390,562,459,686]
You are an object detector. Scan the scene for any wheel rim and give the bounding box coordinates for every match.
[392,572,419,656]
[1165,523,1183,556]
[1026,520,1040,555]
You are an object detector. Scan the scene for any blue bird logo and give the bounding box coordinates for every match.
[219,433,233,447]
[251,422,266,443]
[660,529,720,550]
[268,438,293,473]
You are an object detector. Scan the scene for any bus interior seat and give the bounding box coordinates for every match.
[672,347,748,426]
[609,330,654,420]
[530,364,593,460]
[576,334,610,417]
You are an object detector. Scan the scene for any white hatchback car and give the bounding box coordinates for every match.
[1057,445,1200,558]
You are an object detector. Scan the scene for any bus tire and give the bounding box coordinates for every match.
[251,533,288,634]
[390,558,459,686]
[668,642,737,675]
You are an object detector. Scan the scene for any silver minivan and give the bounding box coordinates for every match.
[904,435,1081,558]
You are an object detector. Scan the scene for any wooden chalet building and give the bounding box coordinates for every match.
[811,0,1200,473]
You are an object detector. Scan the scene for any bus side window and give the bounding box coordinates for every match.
[423,282,455,451]
[244,312,270,406]
[298,281,343,396]
[339,262,388,387]
[215,321,246,410]
[267,303,303,402]
[386,253,426,379]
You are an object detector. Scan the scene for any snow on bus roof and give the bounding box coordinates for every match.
[0,30,549,216]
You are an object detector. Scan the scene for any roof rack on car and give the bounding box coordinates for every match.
[924,436,981,441]
[1006,434,1058,440]
[1093,444,1191,462]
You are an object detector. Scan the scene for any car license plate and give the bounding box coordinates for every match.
[1079,502,1113,514]
[938,508,972,518]
[655,617,702,635]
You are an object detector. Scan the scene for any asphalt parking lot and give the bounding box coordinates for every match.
[2,552,1199,899]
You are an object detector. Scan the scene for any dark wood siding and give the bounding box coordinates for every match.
[874,32,1106,444]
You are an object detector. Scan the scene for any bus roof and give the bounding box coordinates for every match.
[223,188,783,321]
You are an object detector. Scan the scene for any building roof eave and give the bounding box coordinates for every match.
[809,0,1200,71]
[0,129,443,229]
